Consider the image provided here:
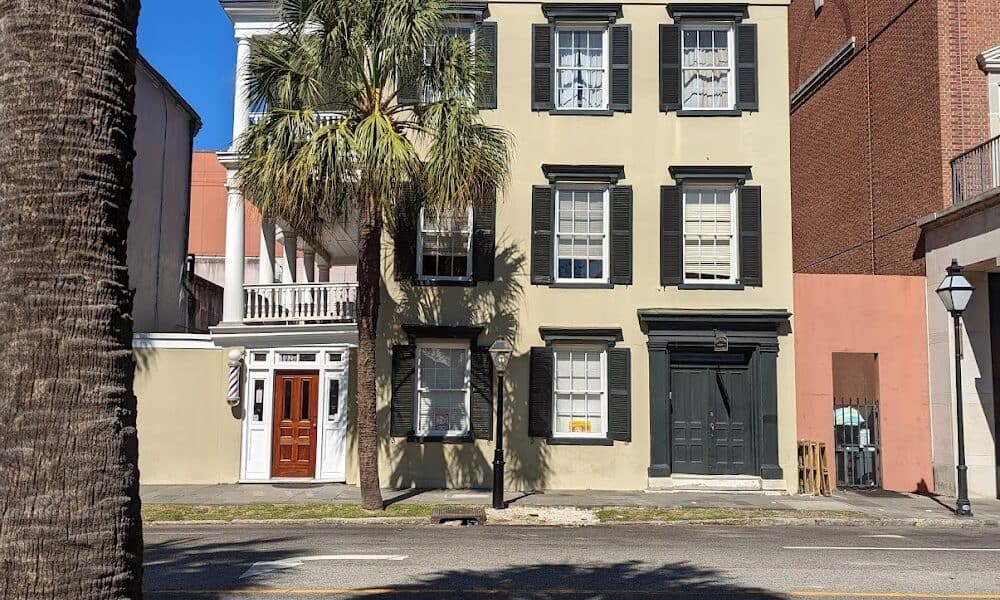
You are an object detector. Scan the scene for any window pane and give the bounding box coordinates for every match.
[328,379,339,419]
[301,379,311,420]
[555,189,606,281]
[282,379,292,420]
[683,186,736,281]
[555,28,605,109]
[253,380,265,422]
[553,351,606,435]
[419,209,471,279]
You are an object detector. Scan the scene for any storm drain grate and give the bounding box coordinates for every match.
[429,507,487,526]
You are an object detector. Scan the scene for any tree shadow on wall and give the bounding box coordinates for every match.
[377,239,552,492]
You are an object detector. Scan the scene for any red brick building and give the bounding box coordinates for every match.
[789,0,1000,275]
[789,0,1000,499]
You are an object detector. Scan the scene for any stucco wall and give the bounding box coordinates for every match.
[130,61,197,333]
[924,202,1000,499]
[794,273,933,492]
[348,1,798,492]
[135,344,241,484]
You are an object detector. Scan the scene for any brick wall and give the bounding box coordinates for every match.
[789,0,941,275]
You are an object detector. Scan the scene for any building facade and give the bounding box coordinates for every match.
[789,0,1000,498]
[161,0,799,492]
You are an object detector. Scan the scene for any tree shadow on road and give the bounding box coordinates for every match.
[145,536,789,600]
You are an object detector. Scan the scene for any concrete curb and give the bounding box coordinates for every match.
[143,515,1000,528]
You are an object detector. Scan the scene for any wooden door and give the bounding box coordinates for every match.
[671,362,753,476]
[670,368,710,474]
[271,371,319,478]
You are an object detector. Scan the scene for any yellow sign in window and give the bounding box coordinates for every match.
[569,419,592,433]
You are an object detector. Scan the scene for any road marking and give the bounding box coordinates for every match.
[862,534,906,539]
[785,546,1000,552]
[239,554,408,579]
[146,588,1000,598]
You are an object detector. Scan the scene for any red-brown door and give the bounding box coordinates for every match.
[271,371,319,478]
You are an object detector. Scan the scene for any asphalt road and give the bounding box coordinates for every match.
[144,523,1000,599]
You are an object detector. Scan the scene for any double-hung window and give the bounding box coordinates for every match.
[553,347,607,438]
[683,184,738,283]
[681,24,735,110]
[415,343,471,437]
[555,186,608,282]
[418,207,473,281]
[421,23,476,103]
[555,27,608,110]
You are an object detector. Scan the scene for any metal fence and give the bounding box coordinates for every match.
[833,396,881,489]
[951,134,1000,205]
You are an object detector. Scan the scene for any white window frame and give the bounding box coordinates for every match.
[682,183,739,285]
[554,185,610,284]
[416,205,474,282]
[553,25,610,111]
[680,23,736,112]
[551,345,608,439]
[421,21,477,104]
[414,341,472,437]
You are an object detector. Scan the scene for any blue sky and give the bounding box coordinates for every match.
[138,0,236,150]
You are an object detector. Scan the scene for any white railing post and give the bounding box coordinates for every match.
[241,283,358,324]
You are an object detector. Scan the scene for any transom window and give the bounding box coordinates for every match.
[683,184,738,283]
[415,344,471,436]
[681,25,734,110]
[553,348,607,437]
[422,23,476,103]
[418,207,473,281]
[556,186,608,283]
[555,27,608,110]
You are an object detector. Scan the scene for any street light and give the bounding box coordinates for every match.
[488,339,513,510]
[936,259,975,517]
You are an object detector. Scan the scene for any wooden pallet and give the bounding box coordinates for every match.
[797,440,831,496]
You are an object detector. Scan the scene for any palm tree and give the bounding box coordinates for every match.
[0,0,143,598]
[237,0,512,510]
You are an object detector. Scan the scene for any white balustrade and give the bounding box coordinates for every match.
[243,283,358,324]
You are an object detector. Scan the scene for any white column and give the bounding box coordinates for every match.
[222,176,246,323]
[302,249,316,283]
[231,35,252,149]
[282,233,298,283]
[258,218,276,284]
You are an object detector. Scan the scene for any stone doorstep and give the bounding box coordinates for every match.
[647,474,788,494]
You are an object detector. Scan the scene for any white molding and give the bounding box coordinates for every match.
[133,333,216,350]
[978,46,1000,73]
[210,322,359,348]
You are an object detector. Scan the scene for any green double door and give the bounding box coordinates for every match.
[670,363,753,476]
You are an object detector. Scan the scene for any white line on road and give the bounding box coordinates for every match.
[862,534,906,539]
[785,546,1000,552]
[240,554,408,579]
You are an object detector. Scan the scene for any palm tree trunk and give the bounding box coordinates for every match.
[356,191,385,510]
[0,1,143,598]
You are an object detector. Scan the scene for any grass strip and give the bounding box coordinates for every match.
[143,503,454,522]
[595,507,869,523]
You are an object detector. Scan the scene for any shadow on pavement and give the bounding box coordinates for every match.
[145,536,788,600]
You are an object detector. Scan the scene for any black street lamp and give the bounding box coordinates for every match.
[488,339,513,510]
[936,259,976,517]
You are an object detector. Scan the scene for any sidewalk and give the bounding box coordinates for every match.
[141,483,1000,525]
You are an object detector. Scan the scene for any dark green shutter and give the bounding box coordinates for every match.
[470,347,494,440]
[739,185,762,286]
[660,185,683,286]
[531,185,554,285]
[659,24,681,111]
[531,24,554,110]
[608,347,631,442]
[609,185,632,285]
[397,53,420,105]
[393,183,419,281]
[528,346,553,438]
[390,345,416,437]
[475,22,498,109]
[609,24,631,112]
[735,24,758,111]
[472,187,496,282]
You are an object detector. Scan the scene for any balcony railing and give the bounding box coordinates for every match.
[951,134,1000,205]
[248,111,343,127]
[243,283,357,324]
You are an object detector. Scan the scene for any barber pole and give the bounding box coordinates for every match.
[227,349,243,406]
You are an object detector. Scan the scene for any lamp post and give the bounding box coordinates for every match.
[936,259,976,517]
[488,339,513,510]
